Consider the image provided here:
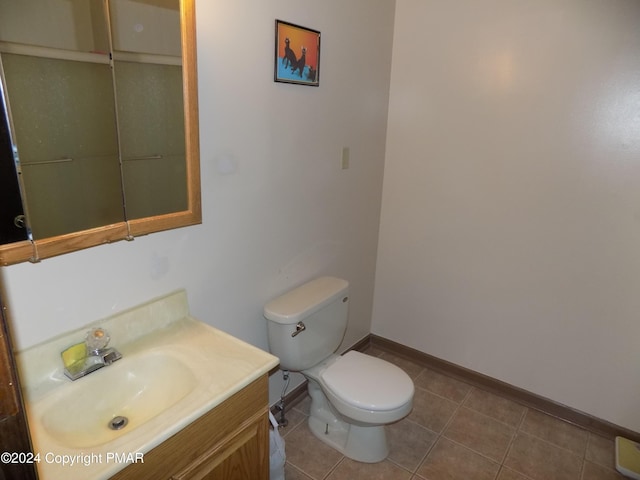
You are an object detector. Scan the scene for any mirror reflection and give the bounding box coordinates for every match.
[0,87,28,245]
[110,0,187,220]
[0,0,187,240]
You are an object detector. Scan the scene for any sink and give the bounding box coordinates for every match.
[17,290,280,480]
[39,350,197,449]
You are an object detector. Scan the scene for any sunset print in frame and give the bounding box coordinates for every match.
[275,20,320,86]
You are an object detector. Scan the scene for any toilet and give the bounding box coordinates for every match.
[264,276,414,463]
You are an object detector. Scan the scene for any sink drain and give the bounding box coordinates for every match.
[108,416,129,431]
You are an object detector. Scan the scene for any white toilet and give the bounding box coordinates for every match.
[264,276,414,463]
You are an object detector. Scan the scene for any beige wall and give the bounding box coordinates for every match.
[373,0,640,431]
[2,0,395,405]
[6,0,639,431]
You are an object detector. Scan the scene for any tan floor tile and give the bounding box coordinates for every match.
[586,434,616,470]
[497,467,533,480]
[387,419,438,471]
[326,458,411,480]
[285,462,315,480]
[416,437,500,480]
[379,352,425,379]
[464,387,527,427]
[408,387,459,433]
[277,407,308,437]
[444,407,515,462]
[521,410,589,456]
[284,421,343,479]
[414,368,471,403]
[504,432,583,480]
[582,460,626,480]
[282,363,619,480]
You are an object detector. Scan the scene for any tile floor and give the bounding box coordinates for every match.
[277,345,626,480]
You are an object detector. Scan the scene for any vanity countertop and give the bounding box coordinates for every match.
[15,290,279,480]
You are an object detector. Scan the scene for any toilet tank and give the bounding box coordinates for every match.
[264,277,349,371]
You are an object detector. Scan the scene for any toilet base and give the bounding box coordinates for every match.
[306,380,389,463]
[308,416,389,463]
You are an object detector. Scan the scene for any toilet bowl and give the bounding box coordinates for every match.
[264,277,415,462]
[303,351,413,462]
[306,351,413,424]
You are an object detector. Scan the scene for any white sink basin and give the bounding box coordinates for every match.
[39,351,197,448]
[17,290,280,480]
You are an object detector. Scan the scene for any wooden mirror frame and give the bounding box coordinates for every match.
[0,0,200,266]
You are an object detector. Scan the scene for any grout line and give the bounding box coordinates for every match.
[432,386,520,471]
[500,409,525,472]
[280,415,305,439]
[439,387,467,434]
[497,422,517,466]
[579,457,587,480]
[421,388,508,469]
[412,449,431,477]
[386,457,417,476]
[439,386,473,434]
[513,430,586,461]
[497,465,536,480]
[384,457,418,477]
[412,383,467,409]
[497,401,528,466]
[463,385,530,429]
[438,435,502,469]
[456,397,523,432]
[284,461,314,479]
[401,416,440,474]
[585,432,595,462]
[288,342,606,479]
[583,432,621,474]
[516,427,588,459]
[322,456,344,480]
[370,335,640,443]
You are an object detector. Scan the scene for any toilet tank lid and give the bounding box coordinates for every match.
[264,277,349,325]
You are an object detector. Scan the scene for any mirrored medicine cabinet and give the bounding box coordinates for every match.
[0,0,201,266]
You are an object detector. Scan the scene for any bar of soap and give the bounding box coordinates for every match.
[61,343,86,368]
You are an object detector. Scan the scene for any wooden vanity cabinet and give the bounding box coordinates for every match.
[110,375,270,480]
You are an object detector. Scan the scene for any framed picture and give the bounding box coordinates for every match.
[274,20,320,86]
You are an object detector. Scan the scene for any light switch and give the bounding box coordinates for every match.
[341,147,350,169]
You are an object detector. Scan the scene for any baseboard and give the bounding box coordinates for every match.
[348,334,371,354]
[270,333,639,442]
[368,334,640,442]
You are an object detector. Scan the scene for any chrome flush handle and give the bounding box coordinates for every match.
[291,321,306,337]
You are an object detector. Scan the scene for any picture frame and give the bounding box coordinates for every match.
[274,20,320,86]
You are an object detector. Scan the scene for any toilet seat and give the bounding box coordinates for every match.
[322,351,413,411]
[318,351,414,423]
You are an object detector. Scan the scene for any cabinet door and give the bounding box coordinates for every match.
[171,412,269,480]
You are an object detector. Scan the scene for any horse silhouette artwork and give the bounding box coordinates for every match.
[275,20,320,86]
[306,65,317,82]
[283,38,297,69]
[291,47,306,77]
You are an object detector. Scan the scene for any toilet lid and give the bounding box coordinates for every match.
[320,351,414,411]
